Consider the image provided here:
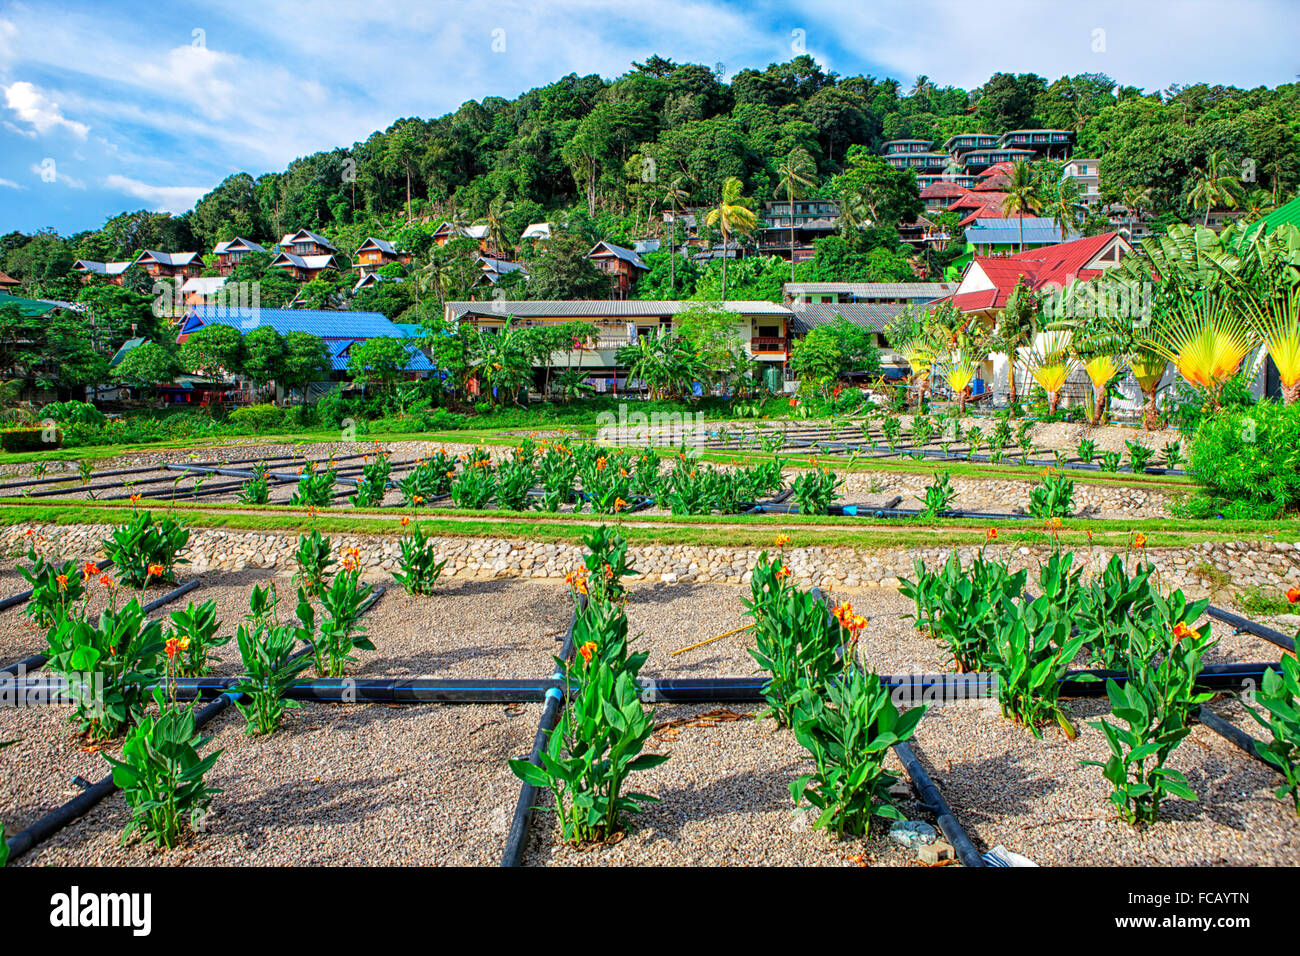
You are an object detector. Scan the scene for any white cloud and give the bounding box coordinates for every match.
[0,177,23,189]
[3,80,89,138]
[104,174,207,214]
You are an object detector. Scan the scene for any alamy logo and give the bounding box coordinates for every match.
[49,886,152,936]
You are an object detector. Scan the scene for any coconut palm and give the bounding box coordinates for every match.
[1044,176,1087,241]
[1189,149,1244,227]
[705,176,757,300]
[662,174,693,293]
[775,149,817,284]
[475,196,515,260]
[1122,185,1154,241]
[1000,160,1042,253]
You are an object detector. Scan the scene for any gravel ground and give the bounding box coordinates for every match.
[0,700,539,866]
[526,702,930,867]
[911,695,1300,865]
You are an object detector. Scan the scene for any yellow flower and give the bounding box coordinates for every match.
[775,534,791,548]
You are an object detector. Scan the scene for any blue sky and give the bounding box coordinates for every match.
[1,0,1295,237]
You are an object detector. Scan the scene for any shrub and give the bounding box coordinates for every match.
[40,400,106,426]
[790,665,925,837]
[1189,402,1300,511]
[237,461,270,505]
[289,462,336,508]
[918,470,956,518]
[900,550,1026,671]
[103,688,222,848]
[0,426,60,452]
[1083,597,1217,824]
[392,521,447,595]
[1076,438,1097,465]
[495,447,537,511]
[983,593,1086,738]
[348,453,391,508]
[450,456,497,509]
[45,596,165,740]
[1126,439,1155,473]
[102,512,189,588]
[226,403,284,431]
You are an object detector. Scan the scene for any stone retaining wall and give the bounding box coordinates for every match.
[6,524,1297,601]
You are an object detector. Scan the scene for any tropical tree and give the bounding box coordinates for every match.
[1071,316,1128,425]
[990,280,1038,407]
[1142,289,1256,410]
[1122,185,1154,241]
[704,176,757,301]
[1246,286,1300,404]
[662,174,693,294]
[1189,149,1244,226]
[775,148,817,283]
[1043,175,1087,241]
[1023,329,1078,415]
[1000,160,1042,252]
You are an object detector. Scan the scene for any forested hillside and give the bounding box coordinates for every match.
[3,56,1297,307]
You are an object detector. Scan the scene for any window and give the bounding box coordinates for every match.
[757,325,780,338]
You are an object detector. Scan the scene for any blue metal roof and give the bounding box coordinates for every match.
[966,218,1080,246]
[183,307,432,373]
[182,306,399,338]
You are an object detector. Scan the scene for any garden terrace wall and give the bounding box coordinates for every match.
[5,525,1299,599]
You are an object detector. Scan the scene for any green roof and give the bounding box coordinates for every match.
[1243,195,1300,240]
[0,291,67,318]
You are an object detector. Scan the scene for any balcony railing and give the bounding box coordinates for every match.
[750,336,788,353]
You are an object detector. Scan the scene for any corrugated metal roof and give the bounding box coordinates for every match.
[589,241,648,270]
[783,282,954,298]
[182,277,228,294]
[0,291,71,317]
[788,302,907,335]
[445,300,791,319]
[183,306,400,338]
[966,218,1079,245]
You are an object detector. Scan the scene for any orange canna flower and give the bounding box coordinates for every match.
[1172,621,1197,643]
[578,641,597,664]
[775,534,791,548]
[614,497,628,511]
[401,516,411,527]
[985,528,997,542]
[99,574,113,587]
[165,637,179,659]
[596,457,607,471]
[775,566,791,580]
[130,494,142,504]
[81,561,98,580]
[1133,532,1147,549]
[147,564,165,578]
[56,573,68,591]
[1288,587,1300,605]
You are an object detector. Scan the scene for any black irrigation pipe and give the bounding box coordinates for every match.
[0,451,315,493]
[1195,705,1281,772]
[893,741,985,867]
[1206,605,1297,655]
[0,578,200,679]
[501,597,582,868]
[747,500,1037,521]
[776,440,1187,477]
[16,661,1287,707]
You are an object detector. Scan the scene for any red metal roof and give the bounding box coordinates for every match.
[941,233,1124,311]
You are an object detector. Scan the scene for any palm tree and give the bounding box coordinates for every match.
[1142,289,1256,410]
[1239,188,1275,224]
[476,196,514,260]
[991,280,1038,406]
[1122,185,1154,242]
[1246,286,1300,404]
[704,176,757,301]
[1045,176,1087,241]
[999,160,1041,252]
[1023,329,1078,415]
[1189,149,1244,226]
[775,149,817,284]
[662,174,692,294]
